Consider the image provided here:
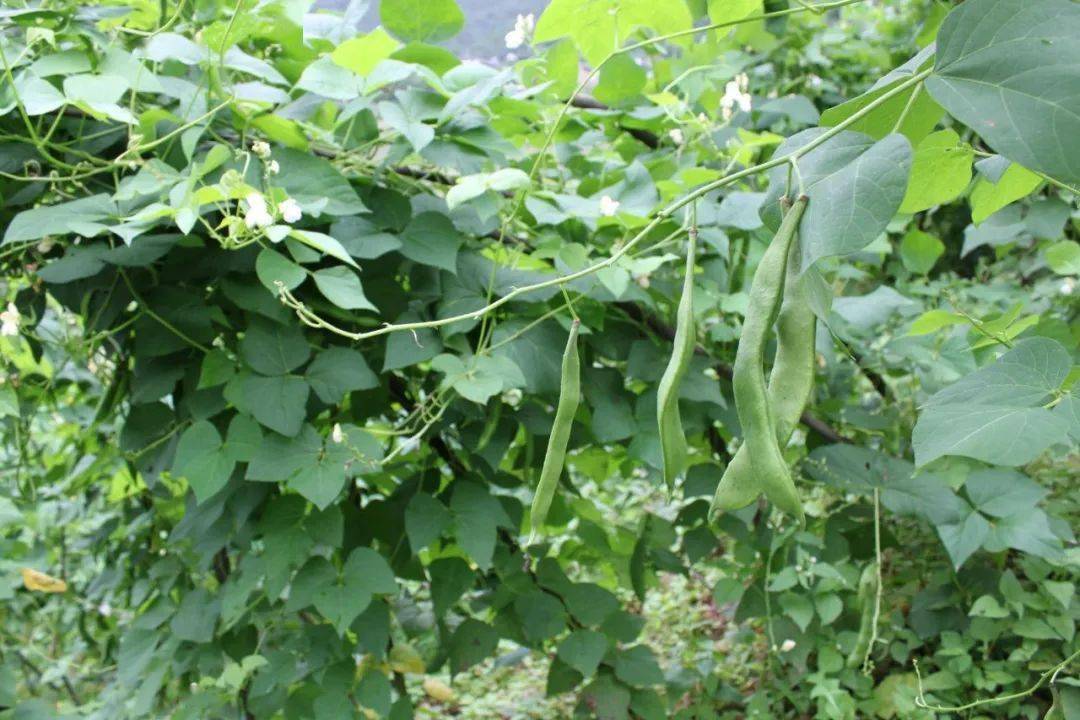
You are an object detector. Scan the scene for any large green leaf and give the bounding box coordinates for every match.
[534,0,693,67]
[240,319,311,376]
[173,421,235,503]
[305,347,379,405]
[380,0,464,43]
[913,338,1073,467]
[762,130,913,271]
[926,0,1080,185]
[821,46,943,144]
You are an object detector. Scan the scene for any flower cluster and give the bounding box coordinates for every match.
[505,13,535,50]
[243,193,302,230]
[721,73,752,120]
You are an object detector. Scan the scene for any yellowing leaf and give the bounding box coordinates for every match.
[331,28,402,77]
[22,567,68,594]
[389,643,426,675]
[422,677,455,703]
[970,163,1042,224]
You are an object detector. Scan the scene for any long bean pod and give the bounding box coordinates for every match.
[846,562,880,669]
[528,319,581,541]
[710,196,808,523]
[710,209,817,521]
[657,226,698,491]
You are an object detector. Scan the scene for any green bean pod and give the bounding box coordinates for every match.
[656,228,698,491]
[769,229,818,446]
[846,562,880,669]
[528,319,581,541]
[709,219,816,520]
[711,196,808,524]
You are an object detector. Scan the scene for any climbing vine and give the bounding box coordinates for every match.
[1,0,1078,718]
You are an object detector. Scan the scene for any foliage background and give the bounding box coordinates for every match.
[0,0,1077,718]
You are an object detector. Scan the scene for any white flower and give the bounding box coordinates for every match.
[244,192,273,229]
[98,601,112,617]
[505,13,534,49]
[251,140,271,159]
[721,73,752,120]
[599,195,620,217]
[505,29,525,49]
[279,197,302,224]
[780,639,797,652]
[267,160,280,175]
[331,423,344,444]
[1061,277,1076,295]
[668,128,684,145]
[36,236,55,253]
[0,303,20,337]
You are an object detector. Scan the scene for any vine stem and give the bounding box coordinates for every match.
[915,648,1080,713]
[862,488,883,674]
[281,67,933,343]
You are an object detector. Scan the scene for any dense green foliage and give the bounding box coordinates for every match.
[1,0,1078,718]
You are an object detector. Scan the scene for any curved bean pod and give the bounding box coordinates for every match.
[657,227,698,491]
[710,196,807,524]
[710,215,817,521]
[528,318,581,541]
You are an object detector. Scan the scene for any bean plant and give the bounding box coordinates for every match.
[0,0,1078,718]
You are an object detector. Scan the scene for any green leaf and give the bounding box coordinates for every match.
[561,583,620,627]
[288,441,351,509]
[579,673,631,720]
[1046,241,1080,275]
[10,71,65,116]
[965,468,1047,518]
[247,424,322,482]
[969,162,1043,224]
[936,504,991,568]
[397,212,462,273]
[707,0,760,24]
[0,385,18,419]
[913,338,1073,466]
[289,230,359,268]
[170,588,219,643]
[429,557,474,618]
[380,0,464,43]
[450,482,509,570]
[305,347,379,405]
[820,47,943,144]
[926,0,1080,185]
[345,547,398,595]
[557,630,609,677]
[4,195,116,244]
[378,100,434,153]
[899,130,973,214]
[514,590,567,644]
[613,645,664,687]
[231,374,310,437]
[332,28,403,76]
[448,618,498,674]
[404,492,451,551]
[240,319,311,376]
[173,421,235,503]
[313,266,377,311]
[762,130,912,271]
[899,229,945,275]
[256,249,306,292]
[780,593,814,632]
[275,147,367,216]
[535,0,693,67]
